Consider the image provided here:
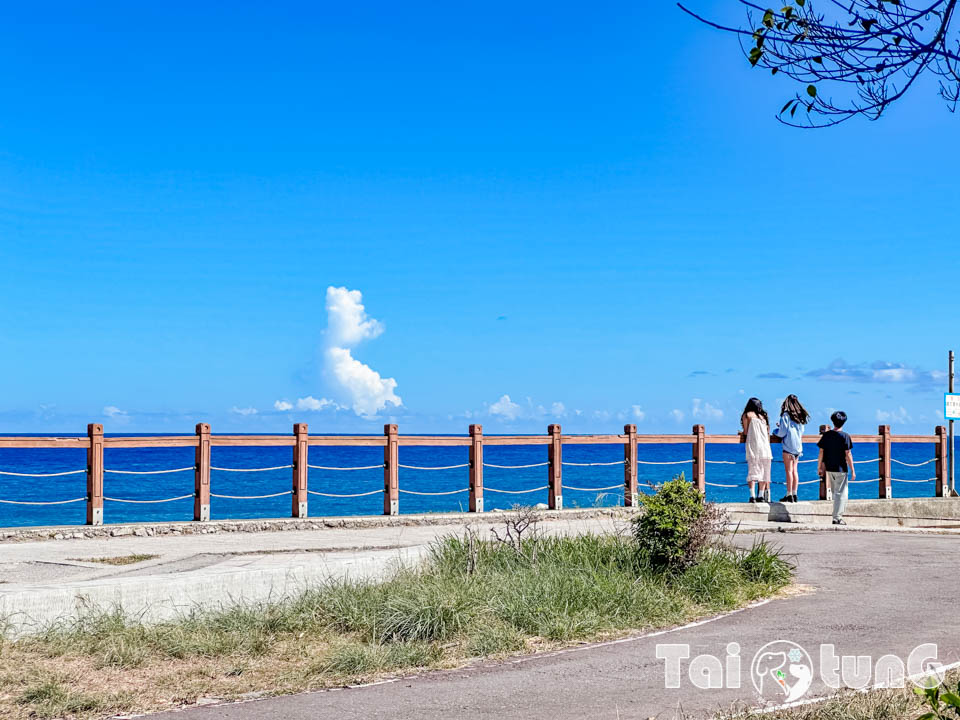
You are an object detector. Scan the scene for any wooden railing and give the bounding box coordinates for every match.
[0,422,951,525]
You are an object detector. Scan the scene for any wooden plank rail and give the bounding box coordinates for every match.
[0,422,951,526]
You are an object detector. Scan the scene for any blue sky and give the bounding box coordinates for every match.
[1,1,957,435]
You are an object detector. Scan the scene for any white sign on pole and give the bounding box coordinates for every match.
[946,393,960,421]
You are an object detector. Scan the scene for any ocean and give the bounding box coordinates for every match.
[0,436,946,528]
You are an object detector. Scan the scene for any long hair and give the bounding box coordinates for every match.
[781,394,810,425]
[741,397,769,427]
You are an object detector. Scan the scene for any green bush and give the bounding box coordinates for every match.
[916,678,960,719]
[632,473,727,572]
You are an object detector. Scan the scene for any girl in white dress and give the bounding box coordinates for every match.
[741,397,773,503]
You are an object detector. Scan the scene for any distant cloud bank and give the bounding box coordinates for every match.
[806,359,944,390]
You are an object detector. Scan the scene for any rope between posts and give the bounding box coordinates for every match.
[398,488,469,496]
[398,463,469,471]
[565,484,624,491]
[485,485,549,494]
[635,459,692,465]
[853,458,879,464]
[848,478,878,484]
[211,491,293,499]
[0,469,86,477]
[308,464,384,471]
[561,460,623,467]
[892,458,936,467]
[483,462,549,469]
[797,479,821,485]
[705,481,745,488]
[307,489,383,498]
[211,465,293,473]
[705,460,743,465]
[892,477,936,484]
[0,497,86,505]
[105,467,195,475]
[105,494,194,504]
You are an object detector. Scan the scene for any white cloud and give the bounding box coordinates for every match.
[273,400,294,412]
[325,286,385,346]
[103,406,126,418]
[323,287,402,418]
[296,395,338,411]
[231,406,258,416]
[326,347,400,417]
[489,394,521,420]
[692,398,724,421]
[632,405,646,421]
[551,402,566,417]
[876,406,911,424]
[670,409,685,423]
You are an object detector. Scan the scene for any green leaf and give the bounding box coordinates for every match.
[749,47,764,66]
[771,67,779,75]
[780,99,794,113]
[812,56,823,63]
[796,0,805,6]
[915,713,937,720]
[941,692,960,708]
[762,9,775,27]
[790,102,797,117]
[806,84,817,97]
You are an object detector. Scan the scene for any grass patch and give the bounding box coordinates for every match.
[68,554,159,566]
[4,531,791,719]
[719,671,960,720]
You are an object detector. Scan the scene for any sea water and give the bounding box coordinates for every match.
[0,436,945,527]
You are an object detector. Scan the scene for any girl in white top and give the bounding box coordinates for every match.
[741,397,773,503]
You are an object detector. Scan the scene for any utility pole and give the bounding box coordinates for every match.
[951,350,955,496]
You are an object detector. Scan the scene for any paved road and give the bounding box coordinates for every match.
[148,530,960,719]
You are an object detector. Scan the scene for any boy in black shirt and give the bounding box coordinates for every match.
[817,411,855,525]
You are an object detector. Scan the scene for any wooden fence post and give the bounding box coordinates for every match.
[86,423,104,526]
[384,424,399,515]
[469,424,483,512]
[818,424,831,501]
[623,424,638,507]
[293,423,308,518]
[548,424,562,510]
[194,423,211,521]
[878,424,892,499]
[691,424,705,493]
[936,425,948,497]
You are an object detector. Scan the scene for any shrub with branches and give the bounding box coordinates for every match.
[633,473,728,572]
[681,0,960,126]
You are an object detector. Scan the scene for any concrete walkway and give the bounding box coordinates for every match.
[143,529,960,720]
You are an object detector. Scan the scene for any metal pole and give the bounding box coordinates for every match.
[950,350,955,496]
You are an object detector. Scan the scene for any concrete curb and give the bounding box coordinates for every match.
[726,497,960,529]
[0,507,640,544]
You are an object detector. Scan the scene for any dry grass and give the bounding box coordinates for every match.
[67,554,159,566]
[719,671,960,720]
[1,533,791,720]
